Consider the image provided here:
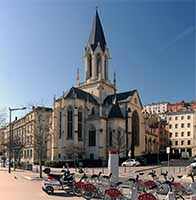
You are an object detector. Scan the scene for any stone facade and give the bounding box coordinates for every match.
[1,107,52,164]
[167,109,196,157]
[0,127,7,158]
[50,11,145,162]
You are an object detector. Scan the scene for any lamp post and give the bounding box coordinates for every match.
[8,107,26,173]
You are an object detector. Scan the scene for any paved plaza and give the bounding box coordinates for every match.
[0,161,193,200]
[0,168,81,200]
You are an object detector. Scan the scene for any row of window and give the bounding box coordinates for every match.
[160,138,167,143]
[13,124,33,136]
[170,131,191,138]
[87,53,108,79]
[22,149,33,159]
[169,123,191,129]
[59,109,83,141]
[173,140,191,146]
[59,109,97,146]
[169,115,191,121]
[13,134,33,146]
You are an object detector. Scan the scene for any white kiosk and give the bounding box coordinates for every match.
[108,150,119,182]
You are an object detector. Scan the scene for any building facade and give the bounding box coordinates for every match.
[167,109,196,157]
[51,11,145,163]
[2,107,52,165]
[168,101,196,112]
[0,127,7,158]
[143,102,169,120]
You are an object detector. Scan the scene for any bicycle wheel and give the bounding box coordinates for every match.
[82,189,96,200]
[157,183,170,195]
[73,186,82,196]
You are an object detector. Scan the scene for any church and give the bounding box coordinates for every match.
[50,11,145,163]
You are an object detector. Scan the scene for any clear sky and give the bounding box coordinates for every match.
[0,0,195,116]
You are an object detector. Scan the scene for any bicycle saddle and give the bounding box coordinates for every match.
[177,175,183,179]
[91,174,98,179]
[128,178,136,182]
[116,181,123,186]
[161,172,168,176]
[139,172,144,176]
[102,173,112,179]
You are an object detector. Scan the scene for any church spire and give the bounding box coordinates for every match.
[87,10,106,52]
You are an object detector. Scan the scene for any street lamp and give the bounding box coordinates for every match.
[8,107,26,173]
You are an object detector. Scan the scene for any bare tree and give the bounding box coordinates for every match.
[12,135,25,170]
[0,108,7,127]
[33,108,51,178]
[109,129,126,157]
[64,144,85,167]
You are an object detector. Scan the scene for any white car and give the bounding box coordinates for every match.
[194,155,196,162]
[121,159,140,167]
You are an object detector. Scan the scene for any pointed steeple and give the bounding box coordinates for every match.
[87,10,106,52]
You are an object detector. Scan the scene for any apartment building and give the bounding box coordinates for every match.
[143,102,169,120]
[167,109,196,157]
[168,101,196,112]
[4,106,52,165]
[0,127,7,157]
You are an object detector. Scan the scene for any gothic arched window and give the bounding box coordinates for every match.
[67,106,73,139]
[96,54,101,77]
[109,129,112,147]
[132,110,140,146]
[78,108,83,141]
[104,56,107,80]
[88,54,92,78]
[91,107,95,115]
[89,125,96,146]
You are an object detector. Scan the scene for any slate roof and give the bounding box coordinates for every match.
[108,101,124,119]
[104,90,137,105]
[167,109,194,115]
[64,87,98,104]
[87,10,106,52]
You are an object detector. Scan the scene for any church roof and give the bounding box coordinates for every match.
[87,10,106,52]
[104,90,137,105]
[63,87,98,104]
[108,101,124,119]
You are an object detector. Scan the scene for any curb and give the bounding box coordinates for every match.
[23,176,44,181]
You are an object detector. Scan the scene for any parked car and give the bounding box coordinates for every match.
[121,159,140,167]
[193,155,196,161]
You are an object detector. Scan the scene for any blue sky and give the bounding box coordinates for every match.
[0,0,195,116]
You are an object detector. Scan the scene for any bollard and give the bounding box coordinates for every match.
[108,150,119,182]
[131,186,138,200]
[92,168,94,174]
